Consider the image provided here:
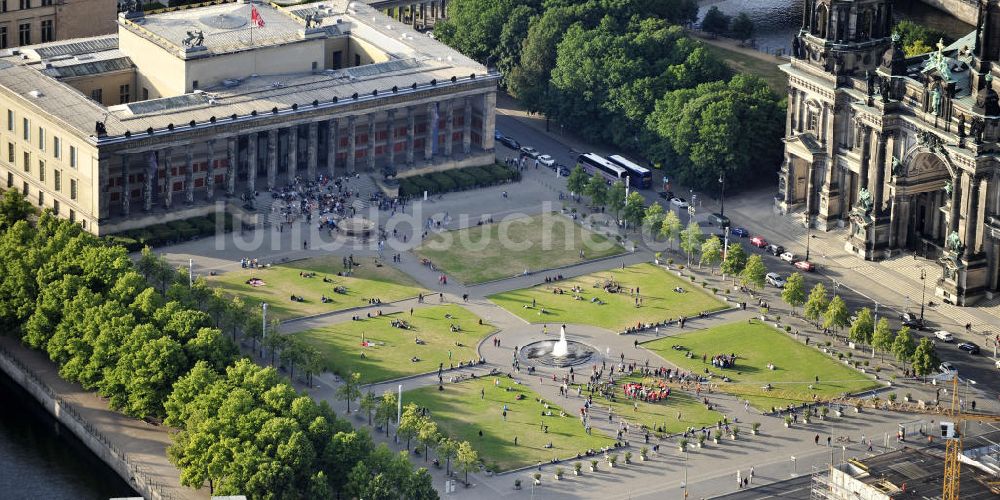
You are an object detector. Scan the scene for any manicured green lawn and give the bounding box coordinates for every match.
[644,321,881,410]
[406,377,612,471]
[413,213,623,284]
[579,376,723,434]
[208,255,424,319]
[489,262,727,331]
[293,305,494,384]
[701,43,787,95]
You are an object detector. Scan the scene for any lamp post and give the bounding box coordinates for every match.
[261,302,268,359]
[718,172,726,217]
[805,221,812,262]
[188,258,193,288]
[682,448,689,499]
[919,268,927,322]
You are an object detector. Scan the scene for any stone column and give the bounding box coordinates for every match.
[327,118,338,177]
[859,125,871,191]
[346,116,357,172]
[206,140,216,200]
[444,100,454,157]
[480,91,496,151]
[949,173,961,235]
[782,154,794,204]
[462,96,472,154]
[164,148,174,208]
[247,132,258,193]
[287,126,299,180]
[804,159,815,216]
[870,131,887,213]
[406,107,416,166]
[410,4,418,27]
[424,103,435,161]
[786,88,796,135]
[897,195,912,249]
[226,138,237,196]
[143,151,154,212]
[964,174,981,258]
[367,114,376,170]
[307,122,318,180]
[98,157,110,219]
[185,148,195,204]
[267,129,278,189]
[386,110,396,167]
[120,152,130,216]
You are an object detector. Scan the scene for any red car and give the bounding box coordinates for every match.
[794,260,816,272]
[750,236,768,248]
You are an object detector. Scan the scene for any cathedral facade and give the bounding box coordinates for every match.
[779,0,1000,305]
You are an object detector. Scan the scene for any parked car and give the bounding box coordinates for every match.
[730,227,749,238]
[794,260,816,272]
[938,361,957,374]
[494,130,504,140]
[520,146,540,158]
[958,342,980,354]
[670,197,689,208]
[766,244,785,256]
[779,251,797,263]
[750,236,768,248]
[498,136,520,150]
[934,330,954,342]
[658,191,674,200]
[538,154,555,167]
[766,272,785,288]
[707,213,730,228]
[900,312,924,329]
[556,164,571,177]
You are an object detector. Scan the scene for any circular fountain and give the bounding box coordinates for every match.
[520,325,597,368]
[337,217,375,238]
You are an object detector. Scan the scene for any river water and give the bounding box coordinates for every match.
[0,369,136,500]
[698,0,975,55]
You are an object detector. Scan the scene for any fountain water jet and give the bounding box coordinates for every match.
[552,325,569,357]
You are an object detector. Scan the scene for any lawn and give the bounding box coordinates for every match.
[406,377,612,471]
[579,376,724,435]
[489,262,727,331]
[644,321,882,410]
[293,304,494,384]
[412,213,623,284]
[208,254,424,319]
[701,43,787,95]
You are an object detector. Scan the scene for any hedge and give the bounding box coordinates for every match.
[107,212,235,251]
[398,163,520,197]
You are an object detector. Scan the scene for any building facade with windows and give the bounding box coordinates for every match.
[0,0,116,49]
[780,0,1000,305]
[0,0,497,235]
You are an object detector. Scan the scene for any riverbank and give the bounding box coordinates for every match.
[0,336,207,500]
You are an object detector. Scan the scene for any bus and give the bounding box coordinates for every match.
[576,153,626,183]
[608,154,652,189]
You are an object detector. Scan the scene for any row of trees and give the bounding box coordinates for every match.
[700,7,756,46]
[435,0,785,193]
[0,191,437,499]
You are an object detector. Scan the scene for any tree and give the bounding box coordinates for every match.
[730,12,755,45]
[417,419,440,463]
[642,202,665,239]
[398,403,423,450]
[822,296,851,334]
[360,390,378,426]
[849,307,874,345]
[659,210,682,250]
[566,165,589,195]
[720,242,747,281]
[0,189,34,231]
[375,390,398,437]
[679,221,703,266]
[803,283,829,324]
[585,173,608,208]
[894,20,948,57]
[700,6,730,35]
[871,318,893,360]
[608,180,626,217]
[699,235,723,272]
[740,254,766,291]
[455,440,480,484]
[623,191,646,230]
[436,438,458,476]
[781,272,807,312]
[337,372,362,414]
[911,338,939,377]
[891,327,916,362]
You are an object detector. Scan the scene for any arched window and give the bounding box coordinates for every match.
[815,4,829,38]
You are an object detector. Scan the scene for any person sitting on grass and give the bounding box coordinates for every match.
[414,337,425,344]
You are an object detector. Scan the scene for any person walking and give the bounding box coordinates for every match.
[749,466,754,484]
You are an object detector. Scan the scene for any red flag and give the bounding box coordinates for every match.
[250,5,265,28]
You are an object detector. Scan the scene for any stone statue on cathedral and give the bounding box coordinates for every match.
[857,187,873,214]
[946,231,963,254]
[975,74,1000,116]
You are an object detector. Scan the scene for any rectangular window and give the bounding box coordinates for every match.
[6,109,12,131]
[332,51,342,69]
[22,181,28,196]
[0,27,7,49]
[70,178,77,200]
[6,172,11,188]
[22,117,28,141]
[52,199,58,215]
[69,145,77,168]
[18,0,28,9]
[191,81,198,90]
[41,0,51,5]
[37,190,42,207]
[1,1,6,13]
[68,209,75,223]
[18,23,29,46]
[37,127,44,151]
[37,159,44,181]
[119,84,130,104]
[90,88,102,104]
[52,136,59,158]
[22,151,28,172]
[40,19,51,43]
[142,87,148,100]
[7,142,13,163]
[354,54,361,67]
[53,168,59,191]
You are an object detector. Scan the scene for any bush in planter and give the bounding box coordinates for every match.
[640,446,649,460]
[574,462,583,475]
[785,325,792,332]
[905,392,913,402]
[532,472,541,485]
[667,258,674,265]
[607,454,618,467]
[555,467,564,480]
[589,459,599,472]
[784,415,793,427]
[678,439,689,451]
[712,430,722,443]
[624,451,632,464]
[712,287,718,294]
[689,276,696,282]
[701,281,708,287]
[825,341,832,347]
[888,393,897,403]
[698,434,706,447]
[514,479,522,490]
[751,422,761,435]
[731,426,740,440]
[820,407,829,419]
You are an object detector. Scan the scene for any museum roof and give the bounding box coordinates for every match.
[0,0,491,143]
[840,447,998,499]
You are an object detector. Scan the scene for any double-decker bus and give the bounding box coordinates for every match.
[608,154,652,189]
[576,153,626,183]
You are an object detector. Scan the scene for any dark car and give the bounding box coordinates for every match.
[658,191,674,200]
[556,164,571,177]
[958,342,980,355]
[495,130,504,140]
[730,227,749,238]
[766,244,785,256]
[901,312,924,329]
[707,212,730,228]
[498,136,520,150]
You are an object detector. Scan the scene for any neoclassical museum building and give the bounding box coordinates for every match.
[779,0,1000,305]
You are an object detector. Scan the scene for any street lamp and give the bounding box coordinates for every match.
[919,268,927,322]
[805,221,812,262]
[261,302,268,359]
[718,172,726,217]
[682,448,689,499]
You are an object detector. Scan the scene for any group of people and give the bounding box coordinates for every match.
[710,353,739,369]
[622,381,671,403]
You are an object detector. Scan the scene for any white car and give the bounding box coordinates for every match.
[938,361,957,374]
[519,146,539,159]
[765,272,785,288]
[537,154,555,167]
[934,330,954,342]
[670,197,689,208]
[779,251,797,263]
